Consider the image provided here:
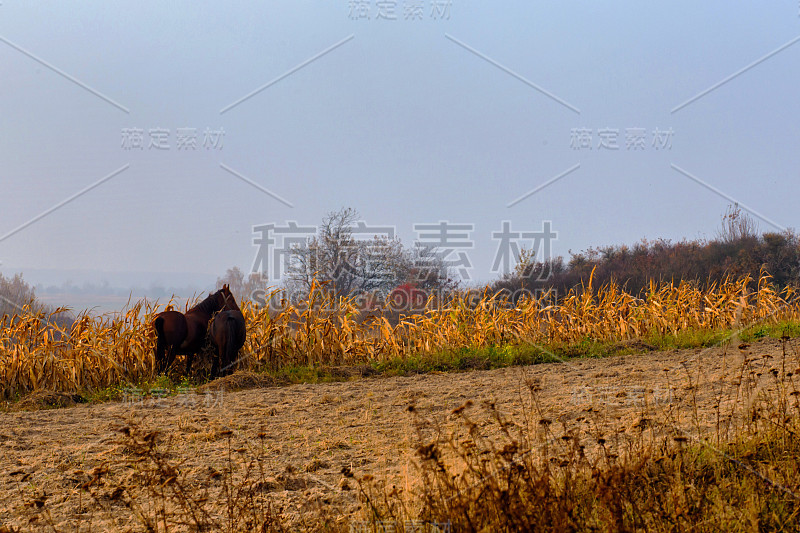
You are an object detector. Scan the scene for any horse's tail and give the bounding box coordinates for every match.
[153,316,165,338]
[153,316,166,372]
[223,316,238,374]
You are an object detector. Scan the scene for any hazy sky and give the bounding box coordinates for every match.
[2,1,799,300]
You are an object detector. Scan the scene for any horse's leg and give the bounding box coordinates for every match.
[167,343,180,371]
[223,317,238,376]
[185,350,194,377]
[210,344,220,377]
[183,314,211,377]
[208,316,220,378]
[164,345,178,372]
[155,312,189,374]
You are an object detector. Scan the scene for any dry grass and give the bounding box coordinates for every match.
[355,336,800,532]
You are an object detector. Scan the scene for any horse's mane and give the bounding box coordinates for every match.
[188,290,222,315]
[223,293,241,312]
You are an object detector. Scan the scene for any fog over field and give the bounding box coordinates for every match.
[2,2,799,312]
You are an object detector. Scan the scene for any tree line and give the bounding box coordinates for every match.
[492,204,800,300]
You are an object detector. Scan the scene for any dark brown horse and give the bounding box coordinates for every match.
[208,286,246,377]
[152,286,229,375]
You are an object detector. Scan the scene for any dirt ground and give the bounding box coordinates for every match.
[1,337,798,531]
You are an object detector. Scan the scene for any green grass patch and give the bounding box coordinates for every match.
[741,319,800,342]
[269,364,354,384]
[644,328,733,351]
[80,373,202,404]
[372,344,562,377]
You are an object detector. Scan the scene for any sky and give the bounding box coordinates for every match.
[2,1,799,311]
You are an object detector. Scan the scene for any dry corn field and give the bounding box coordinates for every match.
[2,273,800,530]
[1,273,798,399]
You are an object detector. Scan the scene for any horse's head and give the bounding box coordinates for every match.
[216,283,239,311]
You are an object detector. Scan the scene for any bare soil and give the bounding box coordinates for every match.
[1,337,798,531]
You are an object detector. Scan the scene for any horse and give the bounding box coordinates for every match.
[152,285,229,376]
[208,286,246,377]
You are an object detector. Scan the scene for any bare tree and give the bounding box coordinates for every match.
[405,244,460,293]
[216,267,269,302]
[0,273,38,317]
[283,207,466,304]
[717,203,759,243]
[285,208,407,298]
[0,273,74,328]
